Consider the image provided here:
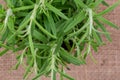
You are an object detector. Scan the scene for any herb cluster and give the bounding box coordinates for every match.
[0,0,119,80]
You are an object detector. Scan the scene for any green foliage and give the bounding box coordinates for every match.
[0,0,119,80]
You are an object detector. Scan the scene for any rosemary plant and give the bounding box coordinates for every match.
[0,0,119,80]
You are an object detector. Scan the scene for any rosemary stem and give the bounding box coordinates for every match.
[88,8,93,54]
[51,45,56,80]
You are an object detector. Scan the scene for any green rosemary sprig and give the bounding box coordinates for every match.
[0,0,119,80]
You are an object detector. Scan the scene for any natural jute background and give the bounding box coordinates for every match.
[0,0,120,80]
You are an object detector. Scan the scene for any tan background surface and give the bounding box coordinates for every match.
[0,0,120,80]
